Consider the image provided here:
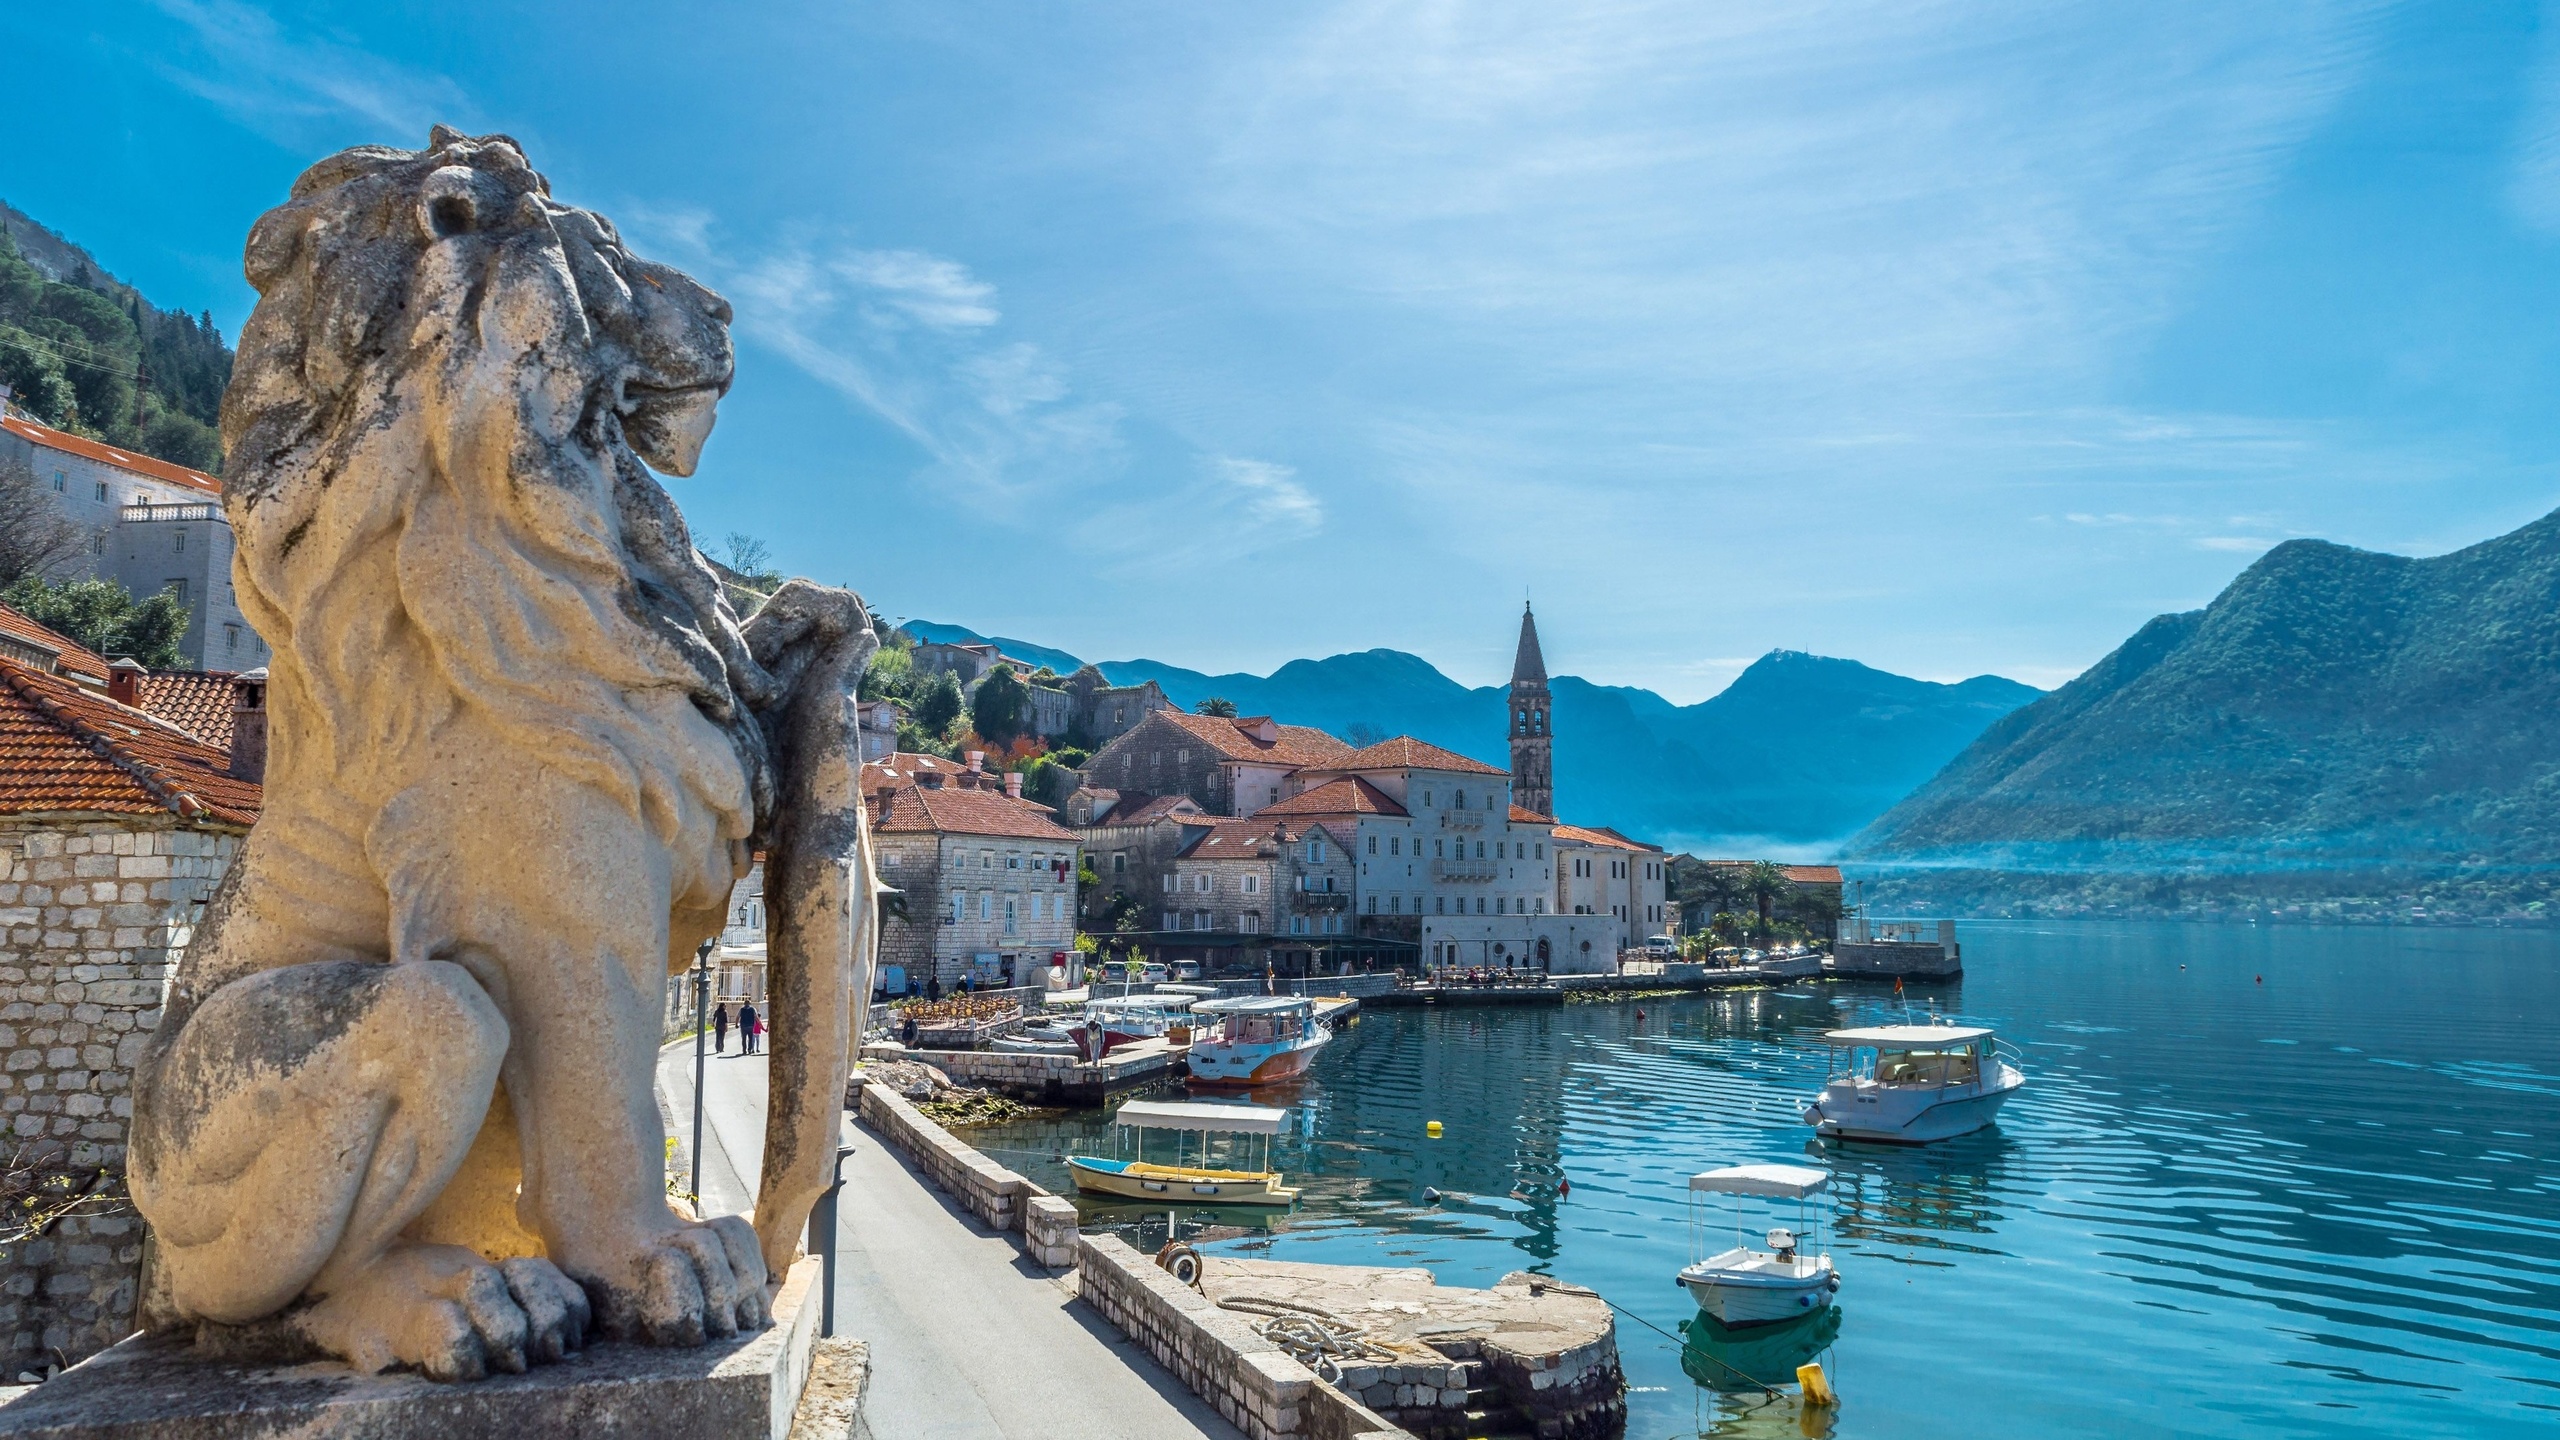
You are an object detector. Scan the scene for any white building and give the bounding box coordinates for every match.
[0,413,269,670]
[1552,823,1673,954]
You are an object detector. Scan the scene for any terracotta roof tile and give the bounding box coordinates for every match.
[1701,859,1843,885]
[1093,794,1206,826]
[1510,804,1556,825]
[1161,710,1352,768]
[1257,775,1407,819]
[1552,823,1657,851]
[1326,735,1505,776]
[2,414,222,497]
[870,778,1077,842]
[1177,818,1304,861]
[0,604,108,685]
[134,671,240,751]
[0,659,259,827]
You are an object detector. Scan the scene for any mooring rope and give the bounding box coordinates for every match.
[1214,1295,1400,1380]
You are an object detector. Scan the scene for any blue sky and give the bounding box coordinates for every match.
[14,1,2560,700]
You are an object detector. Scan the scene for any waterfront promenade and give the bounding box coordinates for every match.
[656,1042,1241,1440]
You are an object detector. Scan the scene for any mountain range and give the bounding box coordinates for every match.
[899,620,2039,853]
[1850,506,2560,912]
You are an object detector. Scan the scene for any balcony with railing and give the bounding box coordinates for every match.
[121,501,222,524]
[1431,857,1497,883]
[1294,891,1350,911]
[1438,809,1485,831]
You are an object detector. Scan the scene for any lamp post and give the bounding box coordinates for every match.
[691,937,713,1206]
[807,1143,853,1337]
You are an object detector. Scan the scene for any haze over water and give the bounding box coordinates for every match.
[970,922,2560,1437]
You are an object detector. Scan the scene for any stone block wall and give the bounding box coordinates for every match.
[0,815,240,1377]
[1076,1233,1313,1440]
[852,1081,1025,1233]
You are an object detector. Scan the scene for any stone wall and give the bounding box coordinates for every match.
[1083,712,1236,818]
[0,815,239,1377]
[1833,939,1961,978]
[849,1075,1080,1270]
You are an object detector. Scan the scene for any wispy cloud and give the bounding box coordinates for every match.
[1217,458,1324,538]
[141,0,475,145]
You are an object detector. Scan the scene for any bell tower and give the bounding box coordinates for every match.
[1508,603,1553,819]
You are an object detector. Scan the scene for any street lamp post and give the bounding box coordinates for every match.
[690,938,713,1207]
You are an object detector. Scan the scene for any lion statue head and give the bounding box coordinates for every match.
[220,126,777,879]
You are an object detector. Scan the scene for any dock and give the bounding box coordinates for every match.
[861,996,1362,1105]
[1192,1256,1623,1440]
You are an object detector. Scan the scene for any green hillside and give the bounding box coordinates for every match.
[0,202,229,473]
[1850,506,2560,916]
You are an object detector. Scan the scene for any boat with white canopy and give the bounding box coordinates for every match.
[1184,996,1331,1087]
[1074,993,1197,1062]
[1066,1099,1300,1206]
[1676,1163,1838,1328]
[1801,1023,2025,1144]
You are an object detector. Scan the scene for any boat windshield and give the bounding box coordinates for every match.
[1857,1043,1980,1085]
[1215,1011,1304,1044]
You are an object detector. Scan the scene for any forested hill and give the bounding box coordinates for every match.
[0,201,230,473]
[1849,505,2560,901]
[900,619,2038,852]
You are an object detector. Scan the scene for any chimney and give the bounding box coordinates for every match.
[966,750,985,773]
[228,667,269,783]
[107,657,146,709]
[1004,771,1024,800]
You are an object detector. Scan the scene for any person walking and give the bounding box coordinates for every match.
[712,1001,730,1055]
[739,1000,760,1056]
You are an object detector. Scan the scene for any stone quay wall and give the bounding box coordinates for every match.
[1076,1234,1415,1440]
[850,1076,1080,1269]
[0,816,239,1378]
[1833,939,1961,978]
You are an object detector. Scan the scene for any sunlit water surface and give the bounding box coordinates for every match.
[961,922,2559,1438]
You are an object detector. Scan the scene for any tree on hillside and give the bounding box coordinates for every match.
[1343,721,1386,747]
[0,457,93,586]
[2,576,187,669]
[912,670,964,737]
[971,665,1028,745]
[1195,696,1238,717]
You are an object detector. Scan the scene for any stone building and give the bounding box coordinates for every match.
[1278,737,1555,935]
[866,753,1081,992]
[0,652,260,1376]
[0,412,269,671]
[854,697,901,763]
[1062,788,1211,931]
[1154,817,1362,976]
[1057,665,1173,746]
[1508,603,1553,821]
[1552,823,1673,952]
[1078,709,1349,818]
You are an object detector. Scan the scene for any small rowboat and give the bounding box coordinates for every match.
[1676,1163,1839,1328]
[1067,1099,1298,1208]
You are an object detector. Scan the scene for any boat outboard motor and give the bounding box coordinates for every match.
[1767,1227,1799,1261]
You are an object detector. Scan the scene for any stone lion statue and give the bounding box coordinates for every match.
[126,128,878,1381]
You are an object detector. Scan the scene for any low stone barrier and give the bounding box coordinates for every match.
[856,1038,1184,1103]
[1024,1194,1080,1270]
[853,1080,1025,1233]
[1832,939,1960,978]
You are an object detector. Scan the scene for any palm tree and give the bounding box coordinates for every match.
[1195,696,1239,717]
[1741,861,1795,937]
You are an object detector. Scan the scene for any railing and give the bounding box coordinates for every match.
[122,502,221,523]
[1293,892,1349,911]
[1439,810,1485,831]
[1430,858,1496,883]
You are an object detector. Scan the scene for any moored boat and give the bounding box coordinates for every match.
[1075,994,1196,1061]
[1802,1024,2024,1144]
[1066,1099,1299,1206]
[1184,996,1330,1087]
[1676,1163,1838,1328]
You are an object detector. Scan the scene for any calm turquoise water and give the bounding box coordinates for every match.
[963,922,2560,1438]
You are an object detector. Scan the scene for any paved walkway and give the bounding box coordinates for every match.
[657,1041,1240,1440]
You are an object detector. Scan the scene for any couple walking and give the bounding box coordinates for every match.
[712,1000,763,1055]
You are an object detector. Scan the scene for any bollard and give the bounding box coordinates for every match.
[807,1143,854,1337]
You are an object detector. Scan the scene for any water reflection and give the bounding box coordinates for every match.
[1679,1306,1842,1392]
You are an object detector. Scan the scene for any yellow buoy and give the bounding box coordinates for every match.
[1426,1120,1444,1138]
[1796,1361,1837,1407]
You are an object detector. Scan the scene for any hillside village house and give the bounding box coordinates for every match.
[1062,789,1211,929]
[2,411,269,670]
[0,635,261,1377]
[1079,709,1350,818]
[1154,818,1362,975]
[866,751,1081,992]
[1055,666,1173,746]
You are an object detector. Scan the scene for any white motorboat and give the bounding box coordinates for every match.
[1676,1164,1838,1328]
[1802,1023,2024,1144]
[1185,996,1330,1088]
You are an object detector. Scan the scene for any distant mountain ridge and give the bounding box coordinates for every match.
[898,619,2039,850]
[1851,505,2560,900]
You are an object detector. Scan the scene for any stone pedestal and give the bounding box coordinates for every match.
[0,1259,823,1440]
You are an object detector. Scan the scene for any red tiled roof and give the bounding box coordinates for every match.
[863,752,1000,790]
[1552,823,1658,852]
[0,658,259,827]
[2,414,222,497]
[135,671,240,751]
[1701,859,1844,885]
[1257,775,1407,819]
[1327,735,1504,776]
[1161,710,1351,768]
[871,780,1077,842]
[1510,804,1555,825]
[1177,818,1304,861]
[1094,794,1206,826]
[0,604,108,685]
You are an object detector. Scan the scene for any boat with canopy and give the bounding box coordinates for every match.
[1184,996,1331,1087]
[1074,993,1197,1061]
[1066,1099,1299,1205]
[1676,1163,1839,1328]
[1801,1023,2025,1144]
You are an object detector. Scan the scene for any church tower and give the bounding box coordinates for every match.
[1509,603,1553,819]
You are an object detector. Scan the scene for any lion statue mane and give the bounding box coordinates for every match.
[126,127,875,1382]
